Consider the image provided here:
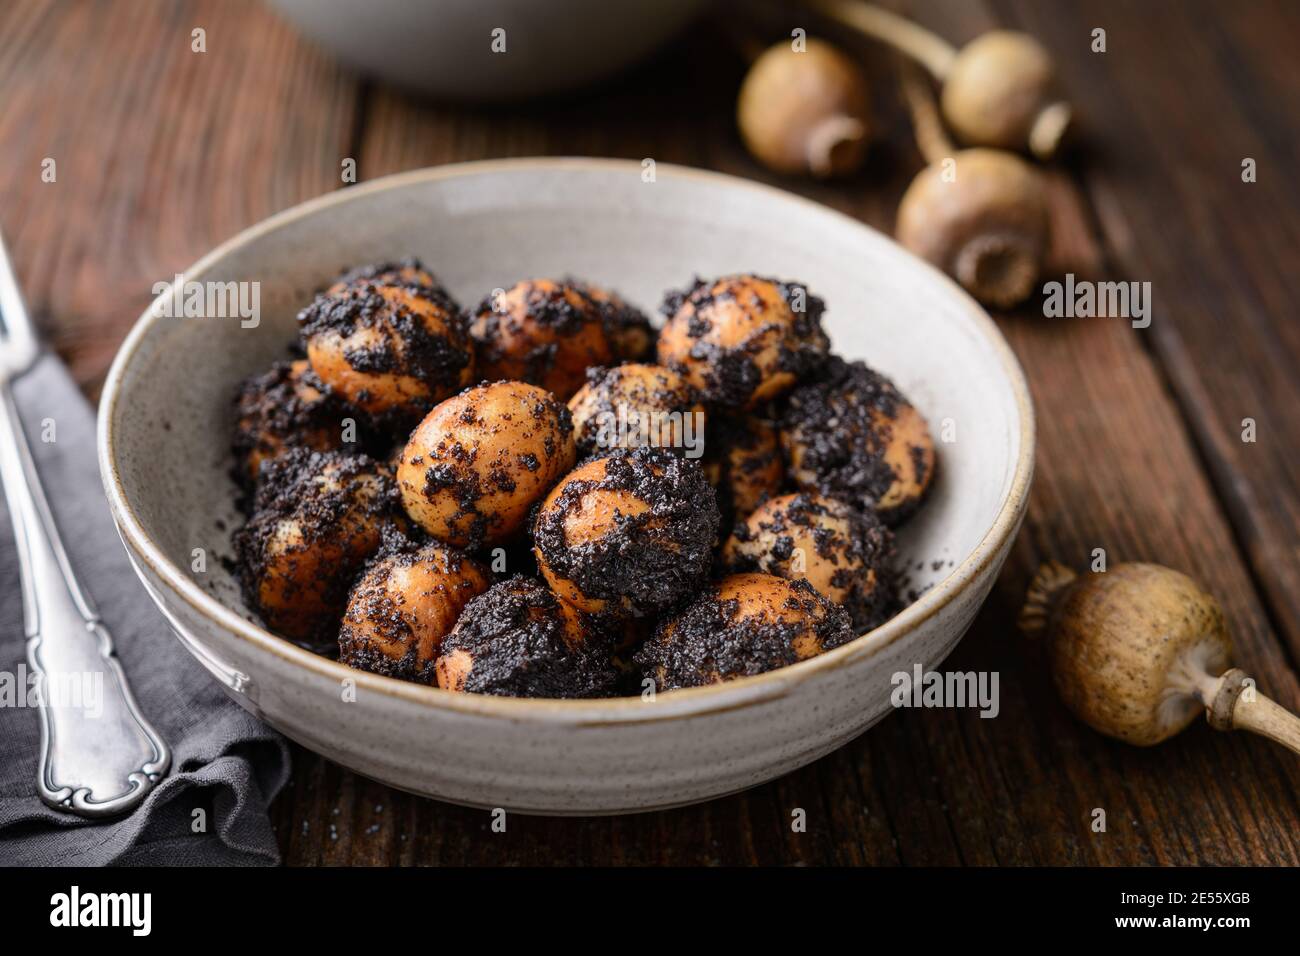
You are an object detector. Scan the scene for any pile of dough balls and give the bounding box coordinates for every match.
[229,262,937,698]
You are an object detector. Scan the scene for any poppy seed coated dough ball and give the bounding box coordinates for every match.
[635,573,855,690]
[398,380,577,550]
[338,541,491,684]
[232,359,351,482]
[781,356,936,525]
[299,269,475,429]
[575,281,656,363]
[435,576,620,698]
[656,275,830,409]
[470,279,616,400]
[567,363,705,458]
[723,492,894,630]
[234,448,403,650]
[702,413,785,524]
[532,447,720,618]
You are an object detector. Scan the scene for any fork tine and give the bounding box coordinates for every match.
[0,227,38,357]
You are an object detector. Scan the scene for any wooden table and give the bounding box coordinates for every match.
[2,0,1297,865]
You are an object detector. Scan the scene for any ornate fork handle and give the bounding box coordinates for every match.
[0,381,169,818]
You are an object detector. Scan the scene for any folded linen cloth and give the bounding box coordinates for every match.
[0,353,290,865]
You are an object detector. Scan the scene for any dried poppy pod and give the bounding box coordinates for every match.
[567,362,705,459]
[896,147,1048,310]
[338,541,491,684]
[470,279,616,400]
[657,274,830,410]
[737,38,871,178]
[1020,561,1300,754]
[780,356,935,525]
[435,576,619,699]
[941,31,1071,162]
[635,573,855,691]
[533,447,720,618]
[233,448,403,650]
[894,62,1049,309]
[298,269,475,430]
[397,380,576,550]
[811,0,1072,160]
[723,492,895,630]
[232,358,353,484]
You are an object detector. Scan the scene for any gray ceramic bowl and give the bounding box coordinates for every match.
[98,159,1033,814]
[267,0,708,100]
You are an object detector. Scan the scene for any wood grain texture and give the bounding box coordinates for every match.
[0,0,1296,865]
[991,0,1300,664]
[0,0,359,396]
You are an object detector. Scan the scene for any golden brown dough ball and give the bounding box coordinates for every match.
[234,449,403,650]
[635,573,855,690]
[435,576,619,698]
[299,269,475,429]
[532,447,720,618]
[397,380,576,550]
[470,279,615,400]
[232,359,353,483]
[338,541,491,683]
[722,492,895,630]
[574,281,656,362]
[780,356,936,525]
[702,413,784,524]
[656,275,830,409]
[567,363,705,459]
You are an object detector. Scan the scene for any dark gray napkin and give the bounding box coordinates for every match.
[0,353,290,866]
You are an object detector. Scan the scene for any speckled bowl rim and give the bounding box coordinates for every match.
[97,157,1035,724]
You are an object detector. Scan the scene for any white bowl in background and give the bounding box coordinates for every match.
[266,0,708,100]
[98,159,1033,814]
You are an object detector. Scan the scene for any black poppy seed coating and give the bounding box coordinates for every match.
[533,446,720,618]
[659,275,830,407]
[474,282,594,338]
[726,492,898,630]
[569,363,702,458]
[702,412,784,529]
[910,443,931,489]
[780,355,927,522]
[298,275,462,344]
[634,577,854,690]
[400,380,576,552]
[568,279,656,361]
[338,581,420,679]
[440,576,619,698]
[338,537,487,684]
[233,448,403,650]
[332,257,441,292]
[297,276,473,434]
[231,360,358,490]
[470,280,606,390]
[244,447,396,517]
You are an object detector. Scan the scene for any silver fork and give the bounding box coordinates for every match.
[0,229,169,818]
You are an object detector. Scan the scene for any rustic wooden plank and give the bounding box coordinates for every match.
[0,0,360,396]
[905,0,1300,866]
[989,0,1300,661]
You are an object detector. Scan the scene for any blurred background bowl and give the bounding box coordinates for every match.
[266,0,709,100]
